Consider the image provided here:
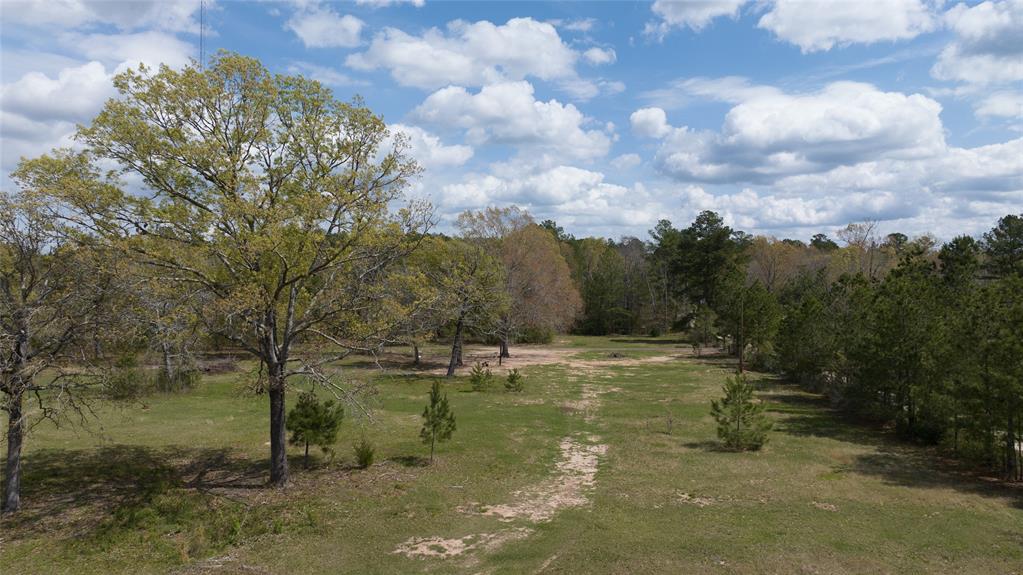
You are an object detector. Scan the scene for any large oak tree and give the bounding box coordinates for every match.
[60,53,429,487]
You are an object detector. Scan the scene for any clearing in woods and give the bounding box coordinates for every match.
[1,335,1021,574]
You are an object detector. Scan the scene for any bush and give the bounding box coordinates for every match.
[469,362,492,392]
[504,369,524,392]
[103,355,151,401]
[517,326,554,344]
[155,368,201,393]
[710,373,772,451]
[353,436,375,469]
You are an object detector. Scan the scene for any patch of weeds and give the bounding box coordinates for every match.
[75,488,289,565]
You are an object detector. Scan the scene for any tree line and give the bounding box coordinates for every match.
[546,209,1021,480]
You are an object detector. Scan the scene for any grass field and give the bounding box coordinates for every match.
[2,336,1021,574]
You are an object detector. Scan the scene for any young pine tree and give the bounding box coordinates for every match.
[421,382,456,463]
[469,362,493,392]
[710,373,772,451]
[505,369,524,392]
[286,393,344,468]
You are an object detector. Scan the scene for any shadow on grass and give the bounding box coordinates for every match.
[609,337,689,345]
[3,445,270,537]
[681,440,729,452]
[763,380,1023,510]
[388,455,430,468]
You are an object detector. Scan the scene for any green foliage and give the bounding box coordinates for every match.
[672,211,752,309]
[982,214,1023,277]
[353,436,375,469]
[420,381,456,462]
[517,326,554,344]
[710,374,772,451]
[469,362,493,392]
[810,233,839,251]
[772,216,1023,478]
[504,369,524,392]
[286,393,344,468]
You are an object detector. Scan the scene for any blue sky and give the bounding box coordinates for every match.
[2,1,1021,241]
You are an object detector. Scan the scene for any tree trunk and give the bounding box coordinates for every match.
[1007,411,1017,480]
[499,336,510,359]
[446,318,464,377]
[304,440,310,469]
[268,370,289,487]
[412,342,421,366]
[3,387,24,513]
[161,341,174,384]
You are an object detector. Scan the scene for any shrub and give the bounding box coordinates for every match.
[504,369,524,392]
[710,373,772,451]
[469,362,492,392]
[103,355,151,401]
[353,435,375,469]
[286,392,344,468]
[518,326,554,344]
[155,368,201,393]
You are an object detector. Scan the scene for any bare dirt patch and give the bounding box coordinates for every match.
[560,384,622,422]
[423,345,688,376]
[675,491,720,507]
[475,435,608,523]
[393,528,533,559]
[812,501,839,512]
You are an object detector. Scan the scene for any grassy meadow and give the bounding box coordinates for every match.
[2,336,1021,574]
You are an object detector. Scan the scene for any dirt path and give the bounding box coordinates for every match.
[393,379,615,566]
[474,434,607,523]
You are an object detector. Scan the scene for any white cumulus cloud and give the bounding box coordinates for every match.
[649,80,946,183]
[388,123,474,170]
[286,3,364,48]
[630,107,672,139]
[413,81,612,162]
[645,0,746,37]
[758,0,938,53]
[346,17,611,99]
[932,0,1023,85]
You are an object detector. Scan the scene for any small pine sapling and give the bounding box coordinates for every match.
[286,392,344,468]
[710,373,772,450]
[420,381,456,463]
[505,368,524,392]
[469,362,493,392]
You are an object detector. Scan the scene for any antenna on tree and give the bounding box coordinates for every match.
[199,0,205,69]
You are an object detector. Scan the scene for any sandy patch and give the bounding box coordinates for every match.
[475,436,608,523]
[425,345,688,376]
[393,528,533,559]
[559,384,621,422]
[675,492,719,507]
[812,501,838,512]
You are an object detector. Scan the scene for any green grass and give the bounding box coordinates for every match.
[2,337,1021,574]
